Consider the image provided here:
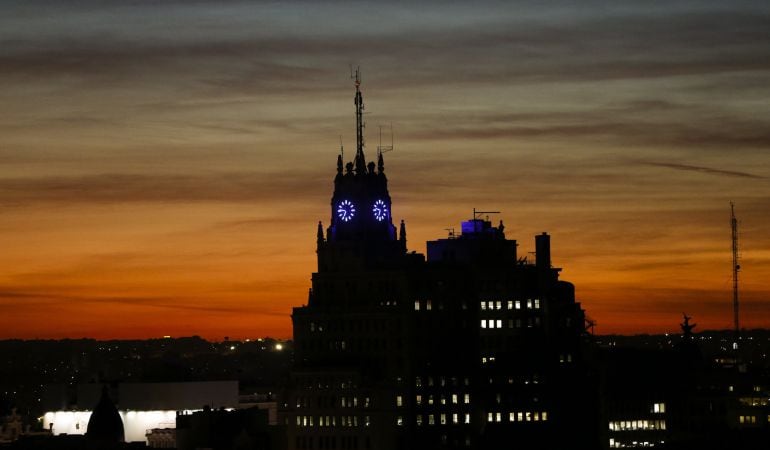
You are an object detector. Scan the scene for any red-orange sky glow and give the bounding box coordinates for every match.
[1,1,770,339]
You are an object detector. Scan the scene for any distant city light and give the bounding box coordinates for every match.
[230,345,236,351]
[163,335,171,339]
[275,343,283,351]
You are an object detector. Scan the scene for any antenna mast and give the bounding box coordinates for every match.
[731,202,740,349]
[351,66,365,165]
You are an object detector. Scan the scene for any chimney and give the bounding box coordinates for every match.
[535,232,551,269]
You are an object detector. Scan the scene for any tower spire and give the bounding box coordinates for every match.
[352,67,366,174]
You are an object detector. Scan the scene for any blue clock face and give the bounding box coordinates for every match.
[373,199,388,222]
[337,200,356,222]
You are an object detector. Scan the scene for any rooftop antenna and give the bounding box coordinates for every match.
[731,202,740,350]
[444,227,456,239]
[473,208,501,221]
[339,135,344,160]
[377,123,394,158]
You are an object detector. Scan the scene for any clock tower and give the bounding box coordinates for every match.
[326,69,399,246]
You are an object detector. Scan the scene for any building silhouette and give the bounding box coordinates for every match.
[281,77,597,449]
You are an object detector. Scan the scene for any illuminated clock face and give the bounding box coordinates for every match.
[372,199,388,222]
[337,200,356,222]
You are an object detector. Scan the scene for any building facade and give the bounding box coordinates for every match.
[282,78,597,449]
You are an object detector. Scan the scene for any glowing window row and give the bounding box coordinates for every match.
[739,415,758,424]
[415,376,470,388]
[481,299,540,311]
[481,317,541,329]
[609,419,666,431]
[296,415,370,427]
[651,403,665,414]
[414,393,470,406]
[486,411,548,423]
[415,413,471,426]
[609,438,665,448]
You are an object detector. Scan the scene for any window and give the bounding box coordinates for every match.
[396,395,403,407]
[515,300,521,310]
[464,394,470,404]
[441,414,447,425]
[452,394,458,404]
[507,300,513,310]
[496,412,502,422]
[496,319,502,329]
[416,415,423,426]
[428,395,434,405]
[481,319,487,329]
[542,411,548,421]
[527,299,532,309]
[487,412,494,422]
[652,403,666,414]
[429,414,435,425]
[452,413,458,424]
[416,395,422,405]
[396,416,403,426]
[481,301,487,310]
[534,298,541,309]
[496,301,502,310]
[509,412,515,422]
[426,300,432,310]
[464,413,470,424]
[416,377,422,388]
[414,300,420,311]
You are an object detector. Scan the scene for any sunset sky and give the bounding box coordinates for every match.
[1,1,769,339]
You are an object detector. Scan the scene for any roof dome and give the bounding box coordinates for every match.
[86,385,125,444]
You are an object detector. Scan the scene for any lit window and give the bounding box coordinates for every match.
[481,301,487,310]
[517,412,523,421]
[464,394,470,404]
[464,413,470,424]
[414,300,420,311]
[396,395,403,407]
[487,412,493,422]
[542,411,548,421]
[441,395,446,405]
[429,414,435,425]
[515,300,521,310]
[496,301,502,310]
[428,395,434,405]
[507,300,513,310]
[496,412,502,422]
[652,403,666,414]
[452,413,458,424]
[509,412,515,422]
[496,319,502,328]
[417,415,423,426]
[426,300,432,310]
[452,394,458,404]
[527,299,532,309]
[396,416,403,426]
[416,395,422,405]
[534,299,540,309]
[525,412,531,422]
[296,416,301,426]
[481,319,487,329]
[441,414,447,425]
[534,412,540,421]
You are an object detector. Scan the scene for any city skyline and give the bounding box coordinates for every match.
[2,0,770,339]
